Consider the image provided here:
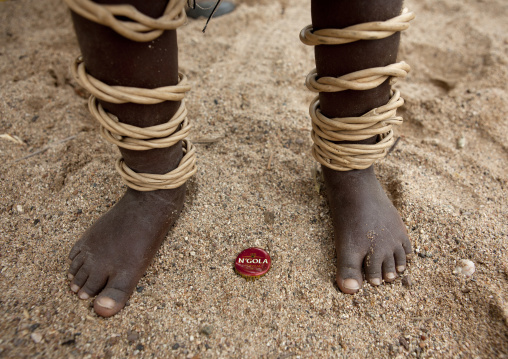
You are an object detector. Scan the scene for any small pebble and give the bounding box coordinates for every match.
[200,325,213,336]
[457,136,466,149]
[264,211,275,225]
[31,332,42,343]
[402,275,412,288]
[399,336,409,351]
[61,338,76,346]
[107,336,120,346]
[172,343,180,350]
[453,259,475,277]
[127,331,139,342]
[16,205,24,213]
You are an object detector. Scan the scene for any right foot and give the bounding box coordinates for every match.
[67,186,185,317]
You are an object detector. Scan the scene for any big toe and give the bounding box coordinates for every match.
[94,287,131,317]
[336,256,363,294]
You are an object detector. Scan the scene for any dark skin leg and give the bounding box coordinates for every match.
[311,0,412,293]
[67,0,185,317]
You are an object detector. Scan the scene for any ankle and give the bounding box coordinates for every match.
[125,184,186,208]
[120,142,183,174]
[323,165,375,186]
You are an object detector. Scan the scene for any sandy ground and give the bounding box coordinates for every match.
[1,0,507,357]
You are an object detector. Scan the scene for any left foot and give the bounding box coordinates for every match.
[323,166,412,293]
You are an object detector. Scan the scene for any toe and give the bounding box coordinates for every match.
[68,245,81,261]
[394,246,407,273]
[70,267,89,293]
[364,253,384,286]
[94,287,131,317]
[77,290,90,300]
[78,273,108,300]
[401,235,412,254]
[382,255,397,282]
[68,253,85,277]
[336,254,363,294]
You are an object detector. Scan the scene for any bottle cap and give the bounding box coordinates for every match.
[234,247,271,280]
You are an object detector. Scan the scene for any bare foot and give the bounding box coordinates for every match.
[66,0,189,318]
[67,186,185,317]
[323,166,411,294]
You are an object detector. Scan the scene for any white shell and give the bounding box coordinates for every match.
[453,259,475,277]
[31,332,43,343]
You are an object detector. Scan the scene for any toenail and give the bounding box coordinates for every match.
[386,272,397,280]
[96,297,116,310]
[78,292,90,300]
[370,278,382,286]
[70,284,80,292]
[396,265,405,272]
[67,273,74,280]
[343,278,360,290]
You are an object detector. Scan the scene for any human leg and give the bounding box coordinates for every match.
[65,0,193,317]
[305,0,412,293]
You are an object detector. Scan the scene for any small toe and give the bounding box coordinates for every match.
[401,236,412,254]
[364,253,384,287]
[68,245,81,260]
[94,287,131,317]
[68,253,85,277]
[382,256,397,282]
[78,274,108,300]
[70,267,89,292]
[394,246,407,272]
[78,291,90,300]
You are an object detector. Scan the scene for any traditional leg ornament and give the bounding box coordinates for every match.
[63,0,187,42]
[300,8,414,171]
[67,0,196,191]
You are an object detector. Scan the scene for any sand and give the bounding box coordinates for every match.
[1,0,507,357]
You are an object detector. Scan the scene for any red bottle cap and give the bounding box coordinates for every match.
[234,247,271,280]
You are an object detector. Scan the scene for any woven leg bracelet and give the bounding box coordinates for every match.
[66,0,196,191]
[300,8,415,171]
